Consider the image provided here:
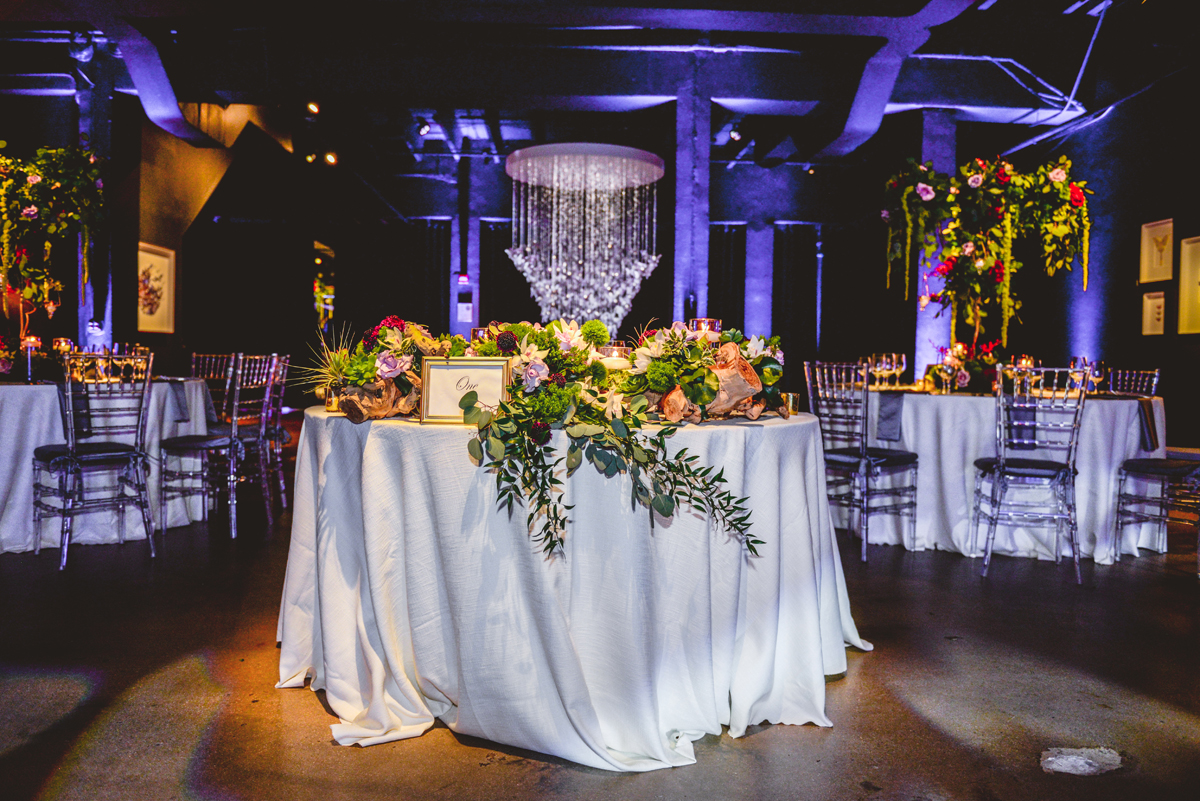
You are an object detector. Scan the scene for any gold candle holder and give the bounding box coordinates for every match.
[688,318,721,344]
[470,327,493,341]
[52,337,73,354]
[324,385,342,413]
[21,336,41,350]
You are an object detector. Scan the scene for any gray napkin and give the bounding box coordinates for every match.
[164,380,190,423]
[1138,398,1159,451]
[877,392,904,442]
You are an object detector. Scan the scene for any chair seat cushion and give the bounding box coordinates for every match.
[1120,458,1200,478]
[161,434,234,452]
[33,442,139,465]
[974,456,1067,478]
[826,446,918,469]
[206,421,263,440]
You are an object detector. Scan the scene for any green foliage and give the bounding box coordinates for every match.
[524,383,575,424]
[587,360,609,386]
[646,360,679,393]
[580,319,610,347]
[344,344,378,386]
[473,338,501,357]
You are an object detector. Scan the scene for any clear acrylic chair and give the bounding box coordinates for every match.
[804,361,918,561]
[191,353,237,420]
[1107,368,1160,396]
[971,364,1088,583]
[32,352,156,569]
[263,354,290,508]
[160,353,278,539]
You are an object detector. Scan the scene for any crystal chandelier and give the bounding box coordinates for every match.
[505,143,664,333]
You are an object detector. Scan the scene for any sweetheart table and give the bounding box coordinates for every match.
[276,408,870,771]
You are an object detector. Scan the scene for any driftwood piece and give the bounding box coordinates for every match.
[661,386,702,424]
[706,342,763,417]
[339,377,421,423]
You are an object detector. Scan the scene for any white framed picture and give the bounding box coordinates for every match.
[1140,219,1173,283]
[1179,237,1200,334]
[137,243,175,333]
[420,357,511,424]
[1142,291,1165,336]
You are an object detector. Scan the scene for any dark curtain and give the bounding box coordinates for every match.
[708,224,746,333]
[421,219,452,335]
[773,223,818,397]
[479,221,542,325]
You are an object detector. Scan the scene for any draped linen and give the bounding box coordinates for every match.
[277,409,870,771]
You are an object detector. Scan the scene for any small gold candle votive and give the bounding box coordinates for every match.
[324,386,342,413]
[53,338,72,354]
[22,336,42,350]
[689,318,722,344]
[470,327,493,341]
[597,346,632,371]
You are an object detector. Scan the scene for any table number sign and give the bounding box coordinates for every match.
[420,357,511,424]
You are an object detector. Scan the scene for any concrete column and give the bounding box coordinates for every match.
[75,44,114,349]
[674,62,710,322]
[743,222,773,338]
[914,109,956,377]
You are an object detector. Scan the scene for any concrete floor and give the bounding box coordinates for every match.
[2,426,1199,800]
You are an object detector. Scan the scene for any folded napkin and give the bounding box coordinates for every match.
[1138,397,1160,451]
[877,391,904,442]
[164,380,190,423]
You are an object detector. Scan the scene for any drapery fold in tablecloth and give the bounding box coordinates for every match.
[277,410,870,771]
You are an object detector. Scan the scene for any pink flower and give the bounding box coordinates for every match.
[95,178,103,189]
[21,206,38,219]
[967,174,983,188]
[916,183,935,201]
[881,209,890,222]
[0,357,11,375]
[956,369,971,388]
[962,242,975,255]
[27,174,41,185]
[1048,167,1067,183]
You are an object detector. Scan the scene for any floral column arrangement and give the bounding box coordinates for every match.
[882,155,1091,352]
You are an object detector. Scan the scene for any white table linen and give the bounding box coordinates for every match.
[277,408,870,771]
[854,392,1167,565]
[0,379,210,553]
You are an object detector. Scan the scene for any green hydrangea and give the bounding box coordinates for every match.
[525,383,574,424]
[646,360,679,393]
[580,319,610,347]
[588,360,609,386]
[506,323,535,344]
[473,339,501,357]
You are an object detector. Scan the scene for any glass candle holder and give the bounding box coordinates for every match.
[597,346,631,358]
[470,327,493,341]
[52,338,73,354]
[597,346,632,371]
[21,336,41,350]
[688,318,721,345]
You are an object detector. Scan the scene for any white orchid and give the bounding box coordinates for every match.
[514,334,549,367]
[743,335,766,359]
[553,320,585,353]
[603,391,625,420]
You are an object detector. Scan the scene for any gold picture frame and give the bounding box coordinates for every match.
[420,357,512,424]
[137,242,175,333]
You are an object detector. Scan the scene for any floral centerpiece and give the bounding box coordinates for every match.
[306,315,790,555]
[1,141,101,337]
[0,332,13,376]
[883,155,1091,350]
[927,339,1002,393]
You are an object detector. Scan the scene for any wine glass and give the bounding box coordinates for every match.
[1089,361,1106,393]
[893,353,907,387]
[936,362,955,395]
[872,353,894,386]
[1069,356,1089,371]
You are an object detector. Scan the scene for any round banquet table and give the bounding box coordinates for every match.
[0,379,211,554]
[276,408,871,771]
[854,391,1167,565]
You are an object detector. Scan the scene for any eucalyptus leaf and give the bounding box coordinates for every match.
[467,437,484,462]
[459,391,479,410]
[486,435,505,460]
[566,446,582,472]
[463,406,481,426]
[611,418,629,439]
[651,493,675,517]
[478,410,493,429]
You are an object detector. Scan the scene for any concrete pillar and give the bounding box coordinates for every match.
[674,63,710,322]
[914,109,956,377]
[75,43,114,349]
[743,222,773,338]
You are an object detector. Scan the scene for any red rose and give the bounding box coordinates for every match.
[1070,183,1085,207]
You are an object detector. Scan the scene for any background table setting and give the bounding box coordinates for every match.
[0,376,214,554]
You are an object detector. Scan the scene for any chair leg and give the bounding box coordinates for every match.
[858,469,871,562]
[228,445,240,540]
[1156,475,1170,555]
[970,468,984,557]
[1066,478,1081,585]
[58,469,77,571]
[134,457,156,559]
[1114,468,1128,563]
[274,438,288,509]
[982,474,1005,578]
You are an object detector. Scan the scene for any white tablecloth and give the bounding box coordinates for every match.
[0,379,210,553]
[856,392,1167,565]
[277,408,870,771]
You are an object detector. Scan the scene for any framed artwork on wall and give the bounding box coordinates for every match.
[137,243,175,334]
[1142,291,1165,336]
[1179,237,1200,334]
[1140,218,1173,283]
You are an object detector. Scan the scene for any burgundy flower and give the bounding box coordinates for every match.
[989,205,1005,221]
[992,261,1005,284]
[639,328,658,345]
[996,170,1010,184]
[378,315,405,331]
[496,331,518,354]
[1069,183,1085,207]
[530,420,551,445]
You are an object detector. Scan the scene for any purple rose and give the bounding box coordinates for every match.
[521,359,549,392]
[21,206,38,219]
[27,175,41,185]
[1048,168,1067,183]
[916,183,935,202]
[956,369,970,389]
[375,351,413,380]
[0,357,11,375]
[95,178,104,189]
[880,209,890,222]
[967,174,983,188]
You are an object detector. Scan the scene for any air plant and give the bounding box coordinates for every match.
[294,326,355,398]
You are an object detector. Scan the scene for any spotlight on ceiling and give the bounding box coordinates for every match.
[728,125,742,142]
[314,257,323,265]
[307,101,320,115]
[417,118,431,136]
[324,152,338,166]
[305,154,316,163]
[808,167,816,174]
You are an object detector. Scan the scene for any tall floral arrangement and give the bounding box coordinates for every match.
[0,141,104,331]
[882,155,1091,349]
